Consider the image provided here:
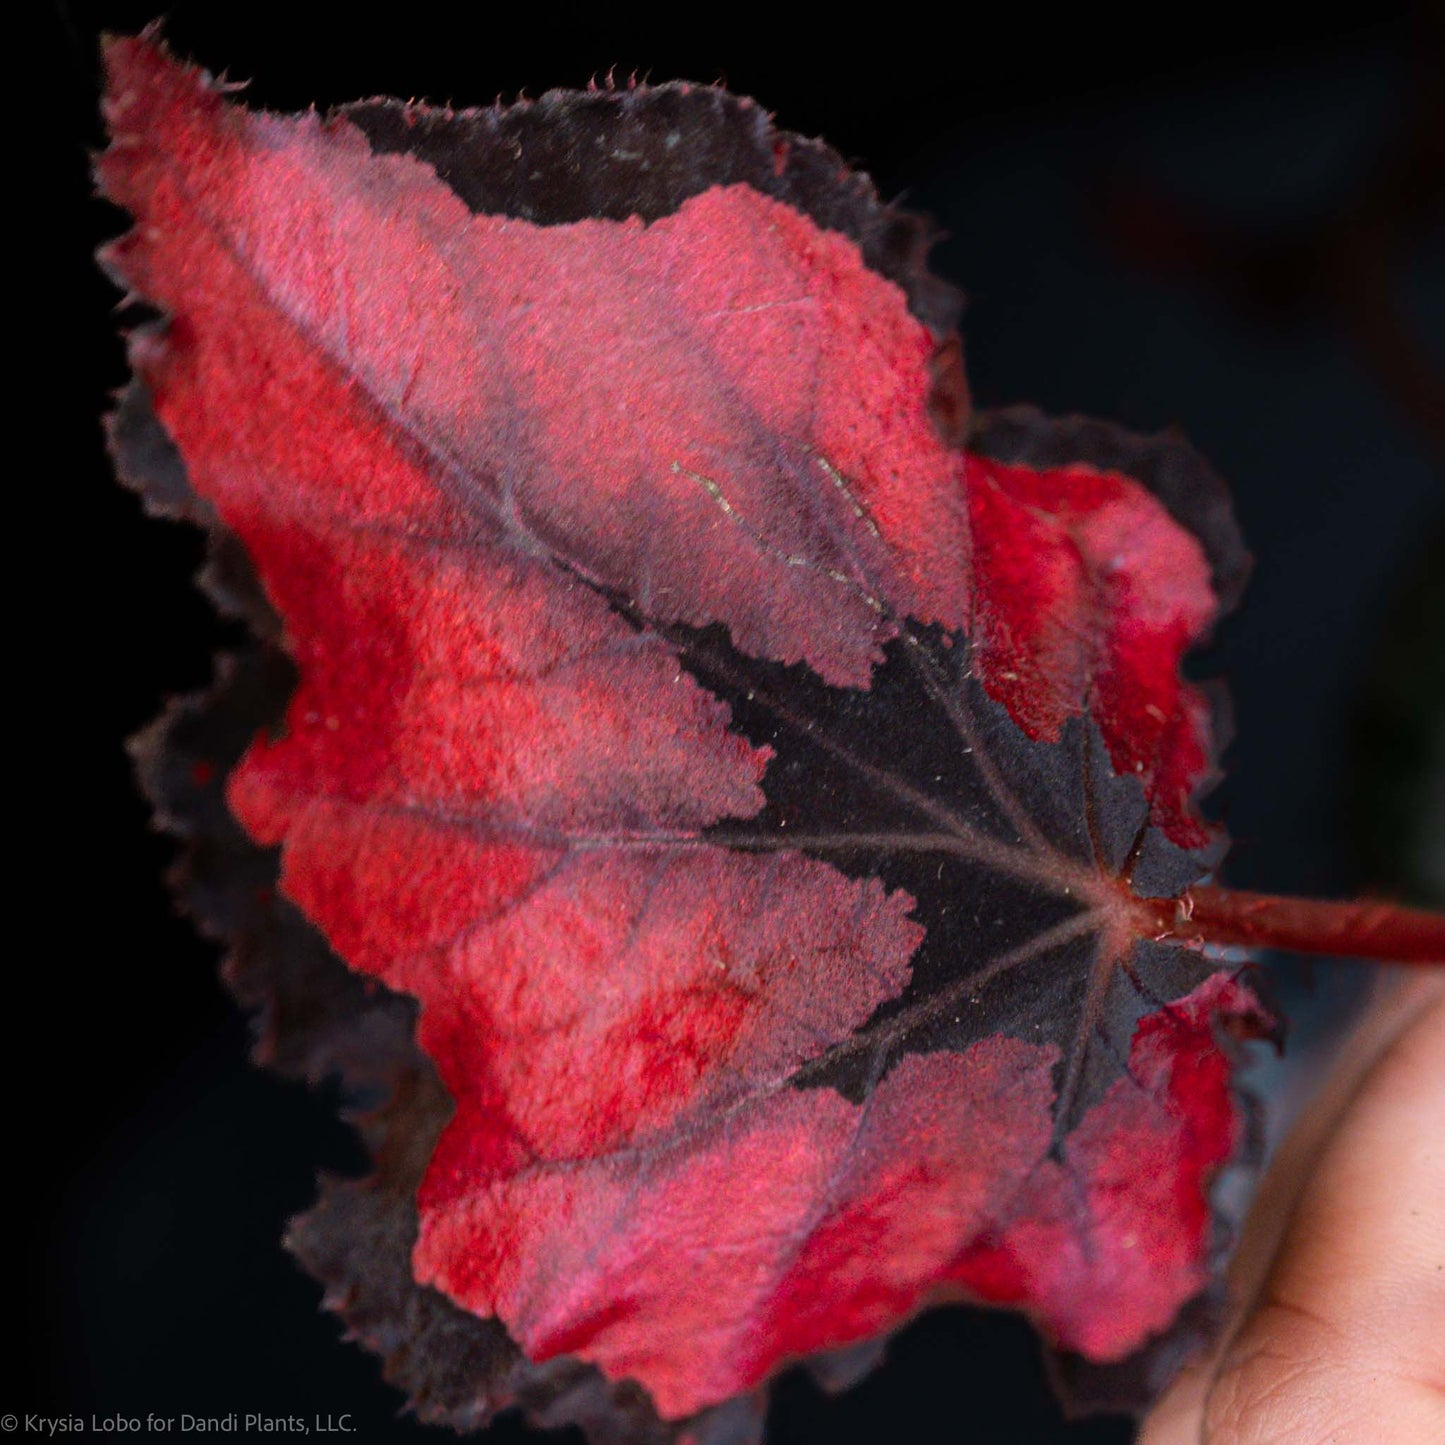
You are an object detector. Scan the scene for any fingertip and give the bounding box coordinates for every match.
[1197,987,1445,1443]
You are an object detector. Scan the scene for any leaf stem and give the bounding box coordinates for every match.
[1147,886,1445,964]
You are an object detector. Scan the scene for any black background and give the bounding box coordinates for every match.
[30,3,1444,1443]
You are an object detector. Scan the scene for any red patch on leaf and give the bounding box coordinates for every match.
[950,973,1268,1358]
[968,457,1217,845]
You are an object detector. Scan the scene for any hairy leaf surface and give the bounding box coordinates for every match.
[103,32,1272,1437]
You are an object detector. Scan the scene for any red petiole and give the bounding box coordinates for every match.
[1137,886,1445,965]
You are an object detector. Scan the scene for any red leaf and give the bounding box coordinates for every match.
[103,30,1281,1438]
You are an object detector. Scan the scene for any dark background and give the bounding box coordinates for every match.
[31,3,1444,1442]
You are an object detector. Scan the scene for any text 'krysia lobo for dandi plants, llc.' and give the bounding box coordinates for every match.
[4,1417,357,1436]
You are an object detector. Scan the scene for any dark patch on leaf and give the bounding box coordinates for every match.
[642,610,1216,1123]
[344,85,961,340]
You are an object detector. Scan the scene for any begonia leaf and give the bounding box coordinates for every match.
[103,31,1293,1440]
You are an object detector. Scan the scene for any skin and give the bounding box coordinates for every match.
[1140,972,1445,1444]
